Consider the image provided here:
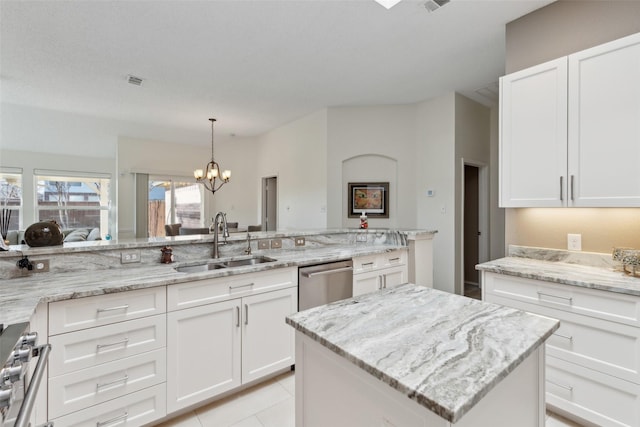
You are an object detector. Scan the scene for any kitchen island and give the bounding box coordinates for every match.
[286,283,559,427]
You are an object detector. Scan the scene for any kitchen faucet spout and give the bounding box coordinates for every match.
[212,211,229,258]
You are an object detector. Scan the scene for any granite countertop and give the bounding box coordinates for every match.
[0,244,408,327]
[286,283,559,423]
[476,256,640,297]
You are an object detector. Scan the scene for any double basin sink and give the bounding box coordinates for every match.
[175,255,278,274]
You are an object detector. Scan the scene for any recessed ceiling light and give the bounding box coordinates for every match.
[374,0,403,9]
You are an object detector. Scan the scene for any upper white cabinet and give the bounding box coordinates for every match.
[500,32,640,208]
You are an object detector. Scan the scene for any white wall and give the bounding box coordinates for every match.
[326,105,417,229]
[414,93,456,293]
[255,109,328,230]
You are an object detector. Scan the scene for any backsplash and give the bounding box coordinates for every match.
[508,245,617,269]
[0,229,414,280]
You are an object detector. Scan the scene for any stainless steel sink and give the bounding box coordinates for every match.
[175,256,277,273]
[175,262,227,273]
[222,256,277,267]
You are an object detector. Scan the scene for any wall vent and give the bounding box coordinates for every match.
[127,74,144,86]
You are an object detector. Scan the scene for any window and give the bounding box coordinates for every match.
[0,169,22,239]
[148,176,204,237]
[35,170,111,234]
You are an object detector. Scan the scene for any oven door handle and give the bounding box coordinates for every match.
[14,343,52,427]
[301,266,353,278]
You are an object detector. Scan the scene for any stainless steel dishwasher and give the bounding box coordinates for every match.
[298,260,353,311]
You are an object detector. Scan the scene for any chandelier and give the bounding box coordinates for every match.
[193,118,231,195]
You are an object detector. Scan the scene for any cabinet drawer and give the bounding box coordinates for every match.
[50,383,166,427]
[352,254,379,273]
[353,250,406,275]
[487,291,640,384]
[379,250,407,269]
[49,315,166,377]
[49,287,167,335]
[48,348,166,419]
[546,356,640,427]
[483,272,640,326]
[168,267,296,311]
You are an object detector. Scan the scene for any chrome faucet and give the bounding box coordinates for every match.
[244,232,252,255]
[212,211,229,258]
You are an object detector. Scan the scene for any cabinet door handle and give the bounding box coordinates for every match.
[96,304,129,313]
[570,175,575,201]
[96,338,129,352]
[547,379,573,391]
[229,282,254,291]
[553,333,573,341]
[559,176,564,201]
[96,374,129,391]
[236,306,240,327]
[537,291,573,305]
[382,275,387,289]
[96,412,128,427]
[244,304,249,325]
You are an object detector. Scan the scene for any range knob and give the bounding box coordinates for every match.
[20,332,38,348]
[0,364,24,385]
[12,347,32,364]
[0,385,15,409]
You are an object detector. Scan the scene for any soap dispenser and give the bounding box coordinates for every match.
[360,212,368,229]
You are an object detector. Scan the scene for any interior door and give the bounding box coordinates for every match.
[262,176,277,231]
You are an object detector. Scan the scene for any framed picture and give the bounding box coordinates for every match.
[348,182,389,218]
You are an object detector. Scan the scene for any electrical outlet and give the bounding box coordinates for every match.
[121,250,141,264]
[33,259,50,273]
[270,238,282,249]
[295,237,305,246]
[567,234,582,251]
[258,240,269,250]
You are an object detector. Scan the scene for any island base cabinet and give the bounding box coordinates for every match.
[295,331,545,427]
[166,299,241,414]
[50,383,166,427]
[547,356,640,427]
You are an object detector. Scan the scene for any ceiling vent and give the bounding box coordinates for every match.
[424,0,450,12]
[127,74,144,86]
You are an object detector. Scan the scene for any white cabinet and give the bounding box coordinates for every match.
[353,250,408,296]
[166,299,241,412]
[500,31,640,208]
[166,267,297,413]
[47,287,167,424]
[482,271,640,426]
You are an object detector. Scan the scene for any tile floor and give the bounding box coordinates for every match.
[156,371,585,427]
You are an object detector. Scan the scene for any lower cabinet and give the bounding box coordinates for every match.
[50,384,166,427]
[166,276,297,413]
[482,271,640,427]
[353,250,408,297]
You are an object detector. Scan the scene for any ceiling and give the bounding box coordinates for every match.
[1,0,554,143]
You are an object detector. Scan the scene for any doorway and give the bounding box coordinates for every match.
[463,163,485,300]
[261,176,277,231]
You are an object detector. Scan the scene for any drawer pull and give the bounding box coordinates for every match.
[96,412,128,427]
[97,305,129,313]
[537,291,573,305]
[547,379,573,392]
[388,257,400,262]
[96,338,129,352]
[553,333,573,341]
[229,282,254,291]
[361,262,374,267]
[96,374,129,391]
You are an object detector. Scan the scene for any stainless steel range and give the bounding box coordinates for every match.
[0,322,51,427]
